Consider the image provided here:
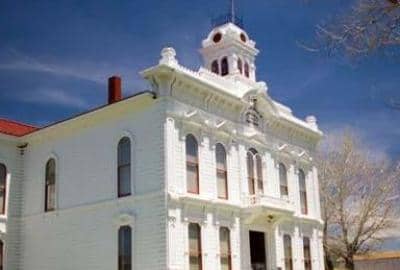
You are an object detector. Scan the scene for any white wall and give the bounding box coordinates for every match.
[19,98,168,270]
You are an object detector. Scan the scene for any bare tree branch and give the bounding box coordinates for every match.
[318,132,400,270]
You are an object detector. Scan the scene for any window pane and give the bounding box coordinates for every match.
[304,237,312,270]
[247,152,255,195]
[189,223,202,270]
[216,144,226,170]
[119,226,132,270]
[284,235,293,270]
[186,135,198,160]
[279,163,288,196]
[221,57,229,76]
[46,184,56,210]
[256,155,263,193]
[118,138,131,166]
[187,163,199,193]
[212,60,219,74]
[119,165,131,196]
[45,159,56,211]
[0,241,3,270]
[299,170,308,214]
[0,164,6,215]
[217,171,228,199]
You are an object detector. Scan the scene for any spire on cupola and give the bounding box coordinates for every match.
[200,0,259,82]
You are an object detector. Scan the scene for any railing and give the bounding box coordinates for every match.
[244,194,294,212]
[212,13,244,28]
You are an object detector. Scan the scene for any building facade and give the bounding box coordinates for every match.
[0,21,325,270]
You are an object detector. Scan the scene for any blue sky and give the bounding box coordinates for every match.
[0,0,399,159]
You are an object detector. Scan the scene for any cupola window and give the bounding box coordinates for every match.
[237,58,243,74]
[211,60,220,74]
[213,32,222,43]
[244,62,250,78]
[221,57,229,76]
[240,33,247,42]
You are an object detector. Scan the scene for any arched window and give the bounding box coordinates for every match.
[219,227,232,270]
[211,60,219,74]
[221,57,229,76]
[45,159,56,212]
[284,235,293,270]
[279,163,288,197]
[118,226,132,270]
[118,137,131,197]
[237,58,243,74]
[189,223,202,270]
[247,149,264,195]
[303,237,312,270]
[216,144,228,199]
[299,169,308,215]
[0,240,3,270]
[186,134,199,194]
[0,164,6,215]
[244,62,250,78]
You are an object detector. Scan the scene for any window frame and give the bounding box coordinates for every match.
[211,60,220,74]
[303,237,312,270]
[0,164,6,215]
[247,149,264,196]
[221,57,229,76]
[44,158,56,212]
[188,223,202,270]
[186,134,200,194]
[118,137,132,198]
[279,163,289,197]
[0,240,3,270]
[118,225,132,270]
[244,62,250,78]
[299,169,308,215]
[283,234,293,270]
[215,143,228,200]
[219,227,232,270]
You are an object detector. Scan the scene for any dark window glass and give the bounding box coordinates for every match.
[189,223,202,270]
[299,169,308,215]
[0,240,3,270]
[237,59,243,74]
[247,149,263,196]
[118,137,131,197]
[213,33,222,43]
[212,60,220,74]
[284,235,293,270]
[0,165,6,215]
[240,33,247,42]
[186,135,199,194]
[119,226,132,270]
[244,62,250,78]
[45,159,56,212]
[279,163,288,197]
[216,144,228,199]
[220,227,232,270]
[221,57,229,76]
[303,237,312,270]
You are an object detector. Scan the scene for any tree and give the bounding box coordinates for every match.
[317,133,400,270]
[305,0,400,57]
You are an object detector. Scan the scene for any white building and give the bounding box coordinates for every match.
[0,18,325,270]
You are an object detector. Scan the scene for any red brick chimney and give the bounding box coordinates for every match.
[108,76,122,104]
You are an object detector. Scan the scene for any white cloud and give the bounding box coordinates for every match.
[19,88,89,109]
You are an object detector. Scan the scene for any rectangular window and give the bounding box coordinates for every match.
[303,237,312,270]
[284,235,293,270]
[0,165,6,215]
[45,159,56,212]
[0,241,3,270]
[217,170,228,199]
[119,226,132,270]
[189,223,202,270]
[220,227,232,270]
[187,162,199,194]
[118,137,132,197]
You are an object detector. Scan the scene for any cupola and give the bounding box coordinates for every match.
[200,11,259,82]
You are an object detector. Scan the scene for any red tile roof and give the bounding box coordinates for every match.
[0,119,39,137]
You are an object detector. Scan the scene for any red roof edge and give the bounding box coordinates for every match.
[0,118,40,137]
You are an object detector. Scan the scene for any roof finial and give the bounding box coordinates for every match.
[230,0,235,24]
